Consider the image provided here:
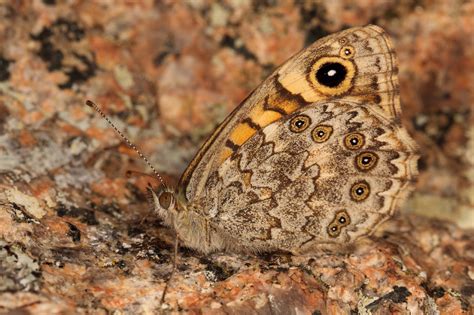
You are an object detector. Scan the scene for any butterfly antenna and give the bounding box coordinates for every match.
[85,100,167,189]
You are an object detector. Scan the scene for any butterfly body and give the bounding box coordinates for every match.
[150,25,418,254]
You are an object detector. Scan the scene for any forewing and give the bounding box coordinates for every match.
[178,25,402,215]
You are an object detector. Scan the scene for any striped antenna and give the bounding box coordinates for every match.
[85,100,166,189]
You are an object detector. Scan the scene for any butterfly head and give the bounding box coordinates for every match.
[147,184,176,226]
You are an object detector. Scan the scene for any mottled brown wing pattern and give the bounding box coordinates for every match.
[150,25,418,254]
[178,25,399,204]
[186,101,417,253]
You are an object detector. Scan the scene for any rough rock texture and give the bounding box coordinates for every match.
[0,1,472,314]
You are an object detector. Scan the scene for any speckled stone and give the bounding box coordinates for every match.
[0,1,472,314]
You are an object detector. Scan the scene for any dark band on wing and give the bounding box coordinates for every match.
[242,117,260,130]
[225,139,240,152]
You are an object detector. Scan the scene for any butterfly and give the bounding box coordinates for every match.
[147,25,419,255]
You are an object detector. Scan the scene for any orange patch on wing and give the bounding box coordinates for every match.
[229,123,256,146]
[242,171,252,186]
[218,95,303,165]
[219,147,233,163]
[249,102,282,127]
[267,96,301,114]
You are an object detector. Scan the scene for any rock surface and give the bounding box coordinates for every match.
[0,1,472,314]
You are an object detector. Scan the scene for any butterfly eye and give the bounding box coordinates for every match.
[312,125,333,143]
[336,211,351,226]
[338,37,348,45]
[355,151,379,171]
[344,133,365,150]
[327,223,340,237]
[309,56,355,96]
[350,181,370,201]
[340,45,355,59]
[289,115,311,133]
[159,191,174,209]
[316,62,347,87]
[327,210,351,237]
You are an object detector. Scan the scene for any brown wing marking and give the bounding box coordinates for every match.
[218,79,310,163]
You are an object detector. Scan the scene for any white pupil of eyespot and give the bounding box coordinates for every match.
[327,69,337,76]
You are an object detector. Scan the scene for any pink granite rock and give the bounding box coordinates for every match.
[0,1,472,314]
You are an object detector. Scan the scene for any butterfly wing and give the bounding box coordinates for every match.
[171,25,417,253]
[190,101,418,253]
[277,25,401,118]
[178,25,401,207]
